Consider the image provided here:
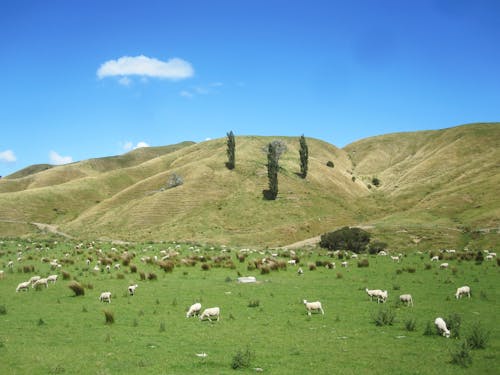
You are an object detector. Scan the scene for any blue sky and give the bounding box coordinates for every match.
[1,0,499,177]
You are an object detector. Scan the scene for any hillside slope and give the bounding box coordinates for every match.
[0,123,498,248]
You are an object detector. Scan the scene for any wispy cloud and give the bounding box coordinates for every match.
[179,82,223,99]
[118,76,132,86]
[97,55,194,82]
[49,151,73,165]
[122,141,150,152]
[0,150,16,162]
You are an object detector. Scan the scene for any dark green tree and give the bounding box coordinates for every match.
[266,142,279,200]
[299,135,308,178]
[226,131,235,169]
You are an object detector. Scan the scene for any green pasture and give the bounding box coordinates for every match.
[0,239,498,374]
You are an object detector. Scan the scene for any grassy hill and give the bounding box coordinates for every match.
[0,123,498,249]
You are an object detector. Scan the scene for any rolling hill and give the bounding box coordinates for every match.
[0,123,498,249]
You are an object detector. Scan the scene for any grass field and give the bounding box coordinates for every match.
[0,239,498,374]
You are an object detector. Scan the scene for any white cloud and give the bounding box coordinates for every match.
[0,150,16,162]
[97,55,194,80]
[122,141,150,151]
[49,151,73,165]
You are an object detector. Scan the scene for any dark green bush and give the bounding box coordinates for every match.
[103,310,114,325]
[357,259,369,268]
[373,307,396,326]
[450,341,472,368]
[319,226,371,253]
[368,241,387,255]
[466,322,489,349]
[326,161,334,168]
[405,318,417,332]
[231,348,254,369]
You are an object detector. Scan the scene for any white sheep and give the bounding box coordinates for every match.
[303,300,324,315]
[199,307,220,321]
[399,294,413,306]
[99,291,112,303]
[32,278,49,288]
[439,263,449,269]
[7,261,14,268]
[0,270,4,279]
[366,288,381,301]
[455,285,471,299]
[435,317,450,338]
[16,281,31,292]
[47,274,58,284]
[341,261,348,267]
[287,259,296,265]
[485,254,493,261]
[186,302,202,318]
[128,284,138,296]
[28,275,41,285]
[378,251,387,256]
[430,255,439,262]
[297,267,304,275]
[390,256,400,263]
[377,290,388,303]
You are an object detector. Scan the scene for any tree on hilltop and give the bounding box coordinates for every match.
[299,135,308,178]
[226,131,235,170]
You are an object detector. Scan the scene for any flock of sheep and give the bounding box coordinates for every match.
[3,240,491,335]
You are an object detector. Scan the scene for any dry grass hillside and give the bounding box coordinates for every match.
[0,123,498,249]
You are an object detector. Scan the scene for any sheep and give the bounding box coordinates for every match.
[7,261,14,268]
[439,263,449,269]
[366,288,381,301]
[105,265,111,273]
[390,256,400,263]
[114,263,121,270]
[430,255,439,262]
[377,290,388,303]
[186,302,202,318]
[28,275,41,285]
[32,278,49,288]
[435,317,451,338]
[455,285,471,299]
[303,300,324,315]
[0,270,4,279]
[287,259,296,265]
[199,307,220,322]
[485,254,493,261]
[378,251,387,256]
[99,291,112,303]
[128,284,138,296]
[341,261,348,267]
[399,294,413,306]
[488,252,496,257]
[47,274,58,284]
[16,281,31,292]
[297,267,304,275]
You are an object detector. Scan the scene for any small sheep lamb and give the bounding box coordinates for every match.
[303,300,324,315]
[16,281,31,292]
[128,284,138,296]
[455,285,471,299]
[199,307,220,322]
[186,302,202,318]
[99,291,112,303]
[47,274,58,284]
[435,317,450,338]
[399,294,413,307]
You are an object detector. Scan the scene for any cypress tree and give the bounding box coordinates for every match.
[267,142,279,200]
[299,135,308,178]
[226,131,235,169]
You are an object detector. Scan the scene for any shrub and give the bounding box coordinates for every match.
[147,273,157,281]
[116,273,125,279]
[423,321,435,336]
[260,266,270,275]
[373,307,396,326]
[308,263,317,271]
[326,161,334,168]
[466,322,489,349]
[446,313,462,339]
[130,264,137,273]
[62,271,71,280]
[231,348,254,370]
[139,272,146,281]
[159,321,166,332]
[424,263,432,270]
[405,267,416,274]
[357,259,369,268]
[201,263,211,271]
[450,341,472,368]
[159,261,175,273]
[68,281,85,296]
[319,226,371,253]
[368,241,387,255]
[336,272,343,279]
[352,176,356,182]
[103,310,114,325]
[372,177,381,187]
[0,305,6,315]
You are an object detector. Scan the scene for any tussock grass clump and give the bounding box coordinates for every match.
[373,307,396,326]
[116,273,125,279]
[405,317,417,332]
[147,273,157,280]
[231,347,254,370]
[158,260,175,273]
[424,263,432,270]
[466,322,489,349]
[308,263,317,271]
[336,272,343,279]
[201,263,211,271]
[357,259,369,268]
[260,266,270,274]
[450,341,472,368]
[103,310,114,325]
[248,299,260,308]
[62,271,71,280]
[139,272,146,281]
[0,305,7,315]
[446,313,462,339]
[130,264,137,273]
[22,265,35,273]
[68,281,85,296]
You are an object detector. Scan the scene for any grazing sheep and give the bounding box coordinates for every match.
[366,288,381,301]
[488,252,496,257]
[32,278,49,288]
[439,263,449,269]
[287,259,296,265]
[303,300,324,315]
[297,267,304,275]
[430,255,439,262]
[99,291,112,303]
[47,274,58,284]
[186,302,202,318]
[377,290,388,303]
[378,251,387,256]
[341,261,348,267]
[128,284,138,296]
[105,265,111,273]
[7,261,14,268]
[390,256,400,263]
[199,307,220,322]
[28,275,41,285]
[399,294,413,306]
[16,281,31,292]
[455,285,471,299]
[114,263,121,270]
[485,254,493,261]
[435,317,451,338]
